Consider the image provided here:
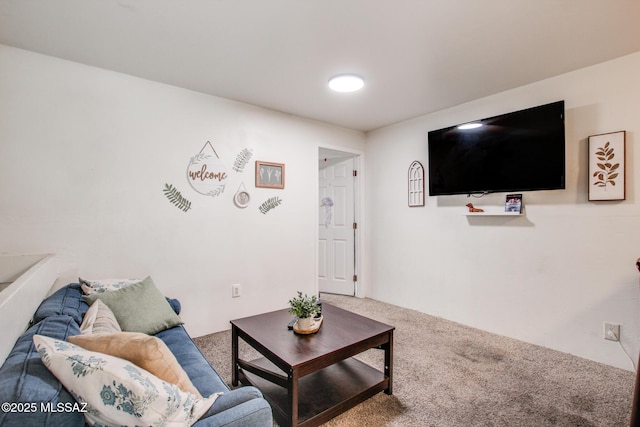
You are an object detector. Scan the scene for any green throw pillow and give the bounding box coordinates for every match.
[83,276,183,335]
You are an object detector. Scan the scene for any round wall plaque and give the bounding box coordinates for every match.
[234,183,250,208]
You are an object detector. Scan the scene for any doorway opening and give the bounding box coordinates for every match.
[318,147,361,297]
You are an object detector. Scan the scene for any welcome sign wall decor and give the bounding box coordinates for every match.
[187,141,228,197]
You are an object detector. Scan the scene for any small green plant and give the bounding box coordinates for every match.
[288,291,320,319]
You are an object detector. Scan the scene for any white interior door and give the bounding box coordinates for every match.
[318,156,355,295]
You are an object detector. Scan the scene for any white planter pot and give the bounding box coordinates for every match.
[297,317,315,330]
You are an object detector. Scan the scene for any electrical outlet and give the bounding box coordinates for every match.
[231,284,241,298]
[604,322,620,341]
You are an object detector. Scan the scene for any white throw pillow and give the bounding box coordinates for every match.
[79,277,141,295]
[33,335,220,426]
[79,299,122,335]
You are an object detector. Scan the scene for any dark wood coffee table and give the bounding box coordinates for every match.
[230,303,394,427]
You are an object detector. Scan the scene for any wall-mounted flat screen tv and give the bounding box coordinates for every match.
[427,100,565,196]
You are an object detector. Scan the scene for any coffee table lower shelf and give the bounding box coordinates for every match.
[238,356,388,427]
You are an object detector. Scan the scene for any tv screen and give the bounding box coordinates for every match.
[427,101,565,196]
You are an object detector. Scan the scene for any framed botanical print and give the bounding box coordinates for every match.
[588,131,625,201]
[255,161,285,189]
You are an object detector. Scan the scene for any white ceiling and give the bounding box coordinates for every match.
[1,1,640,132]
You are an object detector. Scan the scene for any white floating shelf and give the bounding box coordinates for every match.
[462,211,522,216]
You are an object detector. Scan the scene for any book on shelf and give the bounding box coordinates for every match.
[505,194,523,213]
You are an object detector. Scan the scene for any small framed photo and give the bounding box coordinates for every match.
[255,161,285,189]
[505,194,522,213]
[588,131,625,201]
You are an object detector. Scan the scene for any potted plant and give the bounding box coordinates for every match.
[288,291,320,330]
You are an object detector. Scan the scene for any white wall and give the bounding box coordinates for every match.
[366,52,640,370]
[0,44,365,337]
[3,42,639,370]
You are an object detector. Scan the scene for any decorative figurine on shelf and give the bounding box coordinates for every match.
[465,203,484,212]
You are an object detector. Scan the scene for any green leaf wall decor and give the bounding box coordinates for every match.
[259,197,282,214]
[233,148,253,173]
[163,183,192,212]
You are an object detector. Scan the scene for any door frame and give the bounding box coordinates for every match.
[316,145,365,298]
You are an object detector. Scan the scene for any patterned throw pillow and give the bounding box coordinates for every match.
[79,277,141,295]
[33,335,220,426]
[79,300,122,335]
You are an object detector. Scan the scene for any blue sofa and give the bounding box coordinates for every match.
[0,283,272,426]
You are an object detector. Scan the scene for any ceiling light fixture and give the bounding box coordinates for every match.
[328,74,365,93]
[457,122,483,130]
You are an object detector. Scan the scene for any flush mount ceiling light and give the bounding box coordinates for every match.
[457,122,483,130]
[328,74,365,92]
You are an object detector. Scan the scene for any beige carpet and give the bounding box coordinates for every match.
[193,294,635,426]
